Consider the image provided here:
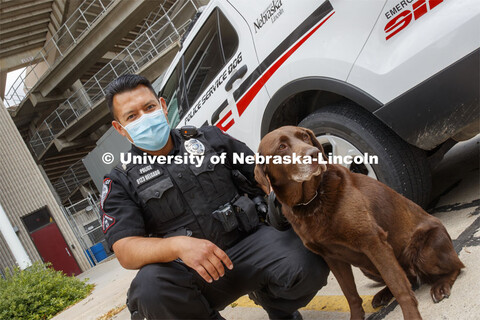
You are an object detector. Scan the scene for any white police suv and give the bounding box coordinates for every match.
[158,0,480,206]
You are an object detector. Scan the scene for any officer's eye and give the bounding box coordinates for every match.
[126,114,135,121]
[146,104,156,111]
[278,143,287,151]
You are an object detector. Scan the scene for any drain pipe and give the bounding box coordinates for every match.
[0,202,32,270]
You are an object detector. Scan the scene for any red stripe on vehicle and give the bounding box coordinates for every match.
[236,11,335,117]
[216,110,235,131]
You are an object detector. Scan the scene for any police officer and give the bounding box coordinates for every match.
[101,74,329,320]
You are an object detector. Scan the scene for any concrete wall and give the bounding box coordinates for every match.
[83,127,130,192]
[0,100,90,272]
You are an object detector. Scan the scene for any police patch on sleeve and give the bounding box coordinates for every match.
[184,138,205,155]
[102,213,115,233]
[100,178,112,210]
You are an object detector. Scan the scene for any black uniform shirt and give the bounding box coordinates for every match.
[101,126,258,250]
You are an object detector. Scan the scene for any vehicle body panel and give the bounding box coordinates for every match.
[159,0,480,151]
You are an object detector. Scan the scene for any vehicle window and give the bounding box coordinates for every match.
[161,68,181,128]
[181,9,239,110]
[167,93,180,128]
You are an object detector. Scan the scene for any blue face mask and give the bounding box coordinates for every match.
[121,109,170,151]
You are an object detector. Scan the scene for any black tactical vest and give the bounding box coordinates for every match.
[117,129,245,249]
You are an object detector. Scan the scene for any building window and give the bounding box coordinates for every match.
[22,207,53,233]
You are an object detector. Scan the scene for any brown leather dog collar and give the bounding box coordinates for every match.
[294,191,318,207]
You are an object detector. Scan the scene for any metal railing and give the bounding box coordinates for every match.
[62,195,111,268]
[2,0,116,109]
[29,0,197,158]
[136,0,171,37]
[53,160,92,202]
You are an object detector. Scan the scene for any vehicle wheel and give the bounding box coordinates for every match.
[298,102,431,207]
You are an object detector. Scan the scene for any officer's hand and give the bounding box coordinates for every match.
[175,237,233,283]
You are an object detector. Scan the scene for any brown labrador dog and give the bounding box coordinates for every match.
[255,126,464,320]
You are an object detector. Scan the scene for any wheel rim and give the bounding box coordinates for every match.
[316,134,378,179]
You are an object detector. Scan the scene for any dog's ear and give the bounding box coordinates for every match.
[254,163,271,194]
[305,128,328,162]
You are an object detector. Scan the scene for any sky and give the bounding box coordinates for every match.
[3,68,26,108]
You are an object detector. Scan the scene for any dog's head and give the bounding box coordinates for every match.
[255,126,327,207]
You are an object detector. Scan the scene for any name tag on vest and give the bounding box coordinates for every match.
[136,169,162,186]
[139,165,153,174]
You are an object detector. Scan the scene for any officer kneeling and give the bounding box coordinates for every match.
[102,74,329,320]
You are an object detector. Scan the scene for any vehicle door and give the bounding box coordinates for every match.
[160,1,270,150]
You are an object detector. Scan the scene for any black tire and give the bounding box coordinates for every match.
[298,102,432,207]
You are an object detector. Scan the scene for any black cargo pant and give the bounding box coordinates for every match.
[127,225,329,319]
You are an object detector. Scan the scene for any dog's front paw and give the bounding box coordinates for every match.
[372,287,393,308]
[349,313,365,320]
[430,282,451,303]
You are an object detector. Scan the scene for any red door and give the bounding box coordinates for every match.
[30,223,82,276]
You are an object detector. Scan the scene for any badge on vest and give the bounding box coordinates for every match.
[184,139,205,155]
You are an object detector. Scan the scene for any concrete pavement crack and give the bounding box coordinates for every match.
[428,199,480,215]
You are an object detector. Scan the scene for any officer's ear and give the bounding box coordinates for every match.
[112,120,127,137]
[159,97,168,120]
[254,163,271,194]
[112,119,134,144]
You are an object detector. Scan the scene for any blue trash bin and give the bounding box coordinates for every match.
[84,249,96,267]
[90,243,107,263]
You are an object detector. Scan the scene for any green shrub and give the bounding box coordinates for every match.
[0,262,94,320]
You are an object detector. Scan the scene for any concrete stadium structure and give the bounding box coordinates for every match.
[0,0,205,274]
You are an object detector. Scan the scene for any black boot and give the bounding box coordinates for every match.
[266,310,303,320]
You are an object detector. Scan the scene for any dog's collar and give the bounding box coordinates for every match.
[294,191,318,207]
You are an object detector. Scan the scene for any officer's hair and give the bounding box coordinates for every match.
[105,74,158,120]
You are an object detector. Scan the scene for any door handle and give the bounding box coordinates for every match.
[211,100,229,125]
[65,247,71,257]
[225,65,248,92]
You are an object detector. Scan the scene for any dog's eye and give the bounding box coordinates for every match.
[303,134,310,141]
[278,143,287,150]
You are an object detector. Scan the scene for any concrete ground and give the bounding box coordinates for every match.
[51,257,137,320]
[52,136,480,320]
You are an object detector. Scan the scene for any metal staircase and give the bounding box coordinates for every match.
[29,0,198,158]
[53,159,92,204]
[3,0,116,109]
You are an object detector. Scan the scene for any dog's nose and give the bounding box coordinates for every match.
[305,148,320,158]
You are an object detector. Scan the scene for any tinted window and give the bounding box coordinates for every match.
[161,68,181,128]
[161,8,238,122]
